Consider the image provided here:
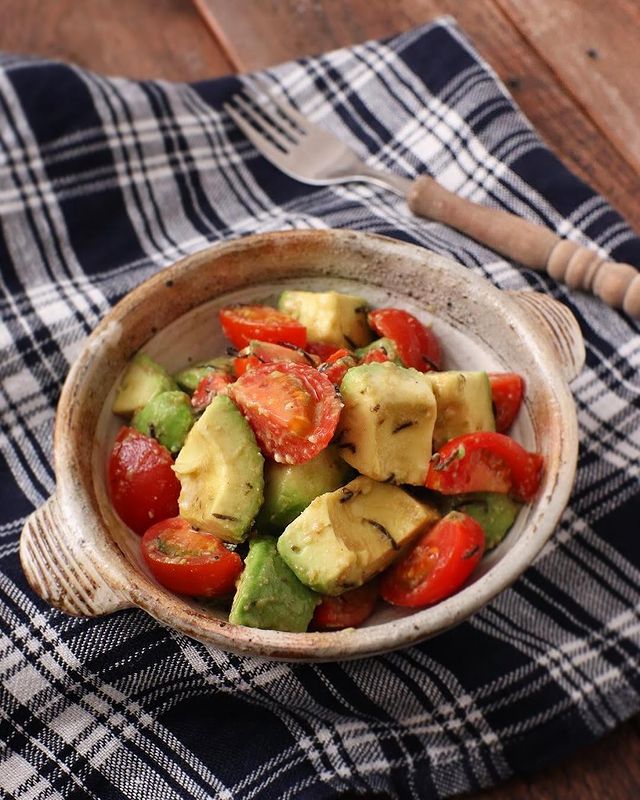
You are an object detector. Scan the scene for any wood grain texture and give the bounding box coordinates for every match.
[195,0,640,233]
[496,0,640,176]
[0,0,234,80]
[0,0,638,796]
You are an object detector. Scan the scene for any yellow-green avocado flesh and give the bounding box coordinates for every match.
[277,475,440,595]
[173,395,264,543]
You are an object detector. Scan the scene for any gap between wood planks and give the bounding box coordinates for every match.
[192,0,640,234]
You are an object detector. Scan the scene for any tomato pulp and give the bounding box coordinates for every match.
[219,305,307,350]
[381,512,485,607]
[313,582,379,630]
[108,427,181,534]
[368,308,441,372]
[228,361,343,464]
[142,517,243,597]
[489,373,524,432]
[426,431,544,502]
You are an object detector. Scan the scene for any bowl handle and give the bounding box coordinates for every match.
[20,494,131,617]
[506,290,586,383]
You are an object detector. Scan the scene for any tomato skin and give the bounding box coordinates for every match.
[142,517,242,597]
[426,431,544,502]
[191,371,234,411]
[318,348,357,385]
[381,512,485,608]
[219,305,307,350]
[489,373,524,432]
[367,308,441,372]
[306,341,343,361]
[108,427,180,535]
[228,361,342,464]
[313,582,379,630]
[233,340,317,377]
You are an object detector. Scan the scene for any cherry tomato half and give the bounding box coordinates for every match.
[219,305,307,350]
[142,517,242,597]
[108,427,180,534]
[233,340,317,377]
[313,582,379,630]
[191,371,234,412]
[489,373,524,432]
[228,361,342,464]
[305,341,343,361]
[425,431,544,502]
[367,308,441,372]
[318,348,357,385]
[381,512,484,608]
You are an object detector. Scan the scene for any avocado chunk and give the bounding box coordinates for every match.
[112,353,177,416]
[277,476,440,595]
[173,395,264,543]
[173,357,234,394]
[256,446,354,533]
[278,290,372,349]
[427,371,495,450]
[229,536,319,631]
[132,390,194,454]
[337,362,437,485]
[355,337,403,364]
[441,492,521,549]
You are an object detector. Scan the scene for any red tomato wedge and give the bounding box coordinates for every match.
[425,431,544,502]
[228,362,343,464]
[313,582,379,630]
[219,305,307,350]
[142,517,242,597]
[305,341,343,361]
[108,427,180,534]
[191,371,234,411]
[489,373,525,432]
[233,340,317,377]
[381,512,485,608]
[318,348,357,386]
[367,308,441,372]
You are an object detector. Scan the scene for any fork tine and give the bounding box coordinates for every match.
[245,76,312,133]
[224,102,289,165]
[230,94,296,152]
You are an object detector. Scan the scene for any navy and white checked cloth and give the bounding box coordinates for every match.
[1,17,639,800]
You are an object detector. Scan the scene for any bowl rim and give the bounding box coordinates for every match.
[49,229,578,661]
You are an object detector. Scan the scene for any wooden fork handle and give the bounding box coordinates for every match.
[407,175,640,319]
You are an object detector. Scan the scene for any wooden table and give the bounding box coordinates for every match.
[1,1,639,798]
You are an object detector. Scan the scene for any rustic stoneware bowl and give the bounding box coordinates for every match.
[20,229,585,661]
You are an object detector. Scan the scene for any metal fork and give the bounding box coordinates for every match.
[223,79,412,197]
[223,80,640,318]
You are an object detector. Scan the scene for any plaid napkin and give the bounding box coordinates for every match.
[1,17,639,800]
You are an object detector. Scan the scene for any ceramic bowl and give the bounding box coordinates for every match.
[20,229,584,661]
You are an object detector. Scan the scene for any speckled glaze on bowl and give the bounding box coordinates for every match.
[20,230,584,661]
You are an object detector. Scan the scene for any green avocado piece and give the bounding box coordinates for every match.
[112,353,177,416]
[256,446,354,533]
[355,337,403,364]
[426,371,495,450]
[132,390,194,454]
[441,492,521,549]
[173,357,234,394]
[278,290,372,349]
[173,394,264,544]
[278,476,440,595]
[338,362,437,485]
[229,536,319,631]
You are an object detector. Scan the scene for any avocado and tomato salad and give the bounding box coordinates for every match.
[107,290,543,633]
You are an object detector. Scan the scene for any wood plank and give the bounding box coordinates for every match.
[194,0,640,232]
[0,0,234,81]
[496,0,640,177]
